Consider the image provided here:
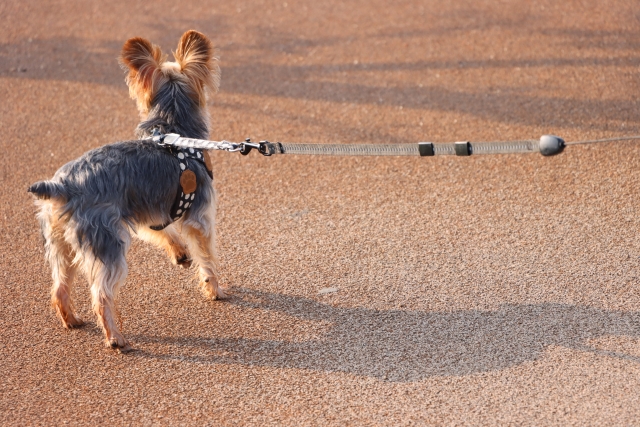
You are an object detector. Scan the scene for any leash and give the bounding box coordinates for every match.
[151,133,640,158]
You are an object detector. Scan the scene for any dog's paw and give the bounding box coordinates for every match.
[106,337,133,353]
[66,317,85,328]
[60,313,85,329]
[201,277,230,300]
[117,344,134,354]
[213,286,231,300]
[175,253,192,268]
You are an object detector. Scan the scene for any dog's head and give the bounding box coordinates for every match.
[120,30,220,119]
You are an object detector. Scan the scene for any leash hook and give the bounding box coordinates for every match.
[240,138,280,156]
[240,138,259,155]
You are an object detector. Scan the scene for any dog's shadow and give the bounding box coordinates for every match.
[129,288,640,382]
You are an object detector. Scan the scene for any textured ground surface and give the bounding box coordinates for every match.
[2,0,640,425]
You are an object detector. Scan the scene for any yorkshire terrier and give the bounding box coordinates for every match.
[28,30,225,352]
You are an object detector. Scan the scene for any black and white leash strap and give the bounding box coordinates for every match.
[153,133,640,158]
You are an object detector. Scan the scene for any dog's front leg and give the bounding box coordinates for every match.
[136,226,192,268]
[183,215,227,300]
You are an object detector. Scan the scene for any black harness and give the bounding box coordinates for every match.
[150,144,213,231]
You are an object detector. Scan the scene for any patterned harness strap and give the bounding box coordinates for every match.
[150,145,213,231]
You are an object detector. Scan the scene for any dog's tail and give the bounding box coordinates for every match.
[28,180,66,200]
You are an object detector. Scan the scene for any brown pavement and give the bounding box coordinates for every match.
[1,0,640,425]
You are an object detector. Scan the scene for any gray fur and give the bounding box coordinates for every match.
[30,77,214,265]
[50,141,212,264]
[28,180,65,200]
[135,78,210,140]
[30,30,224,351]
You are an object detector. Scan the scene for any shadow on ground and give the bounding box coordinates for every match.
[2,31,639,132]
[128,288,640,382]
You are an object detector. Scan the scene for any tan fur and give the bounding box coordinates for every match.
[174,30,221,106]
[38,199,85,328]
[120,37,167,115]
[136,226,191,268]
[120,30,220,116]
[178,193,224,299]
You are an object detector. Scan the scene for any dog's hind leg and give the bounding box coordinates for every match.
[38,201,84,328]
[136,225,192,268]
[89,257,131,352]
[183,204,227,300]
[50,241,83,328]
[85,248,131,351]
[79,211,132,352]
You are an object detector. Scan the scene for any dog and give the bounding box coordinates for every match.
[28,30,225,352]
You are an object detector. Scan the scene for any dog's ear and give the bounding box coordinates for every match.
[120,37,165,113]
[174,30,220,105]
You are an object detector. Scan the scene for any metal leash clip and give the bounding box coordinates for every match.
[240,138,260,155]
[240,138,283,156]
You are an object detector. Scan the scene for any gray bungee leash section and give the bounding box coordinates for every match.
[152,133,640,158]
